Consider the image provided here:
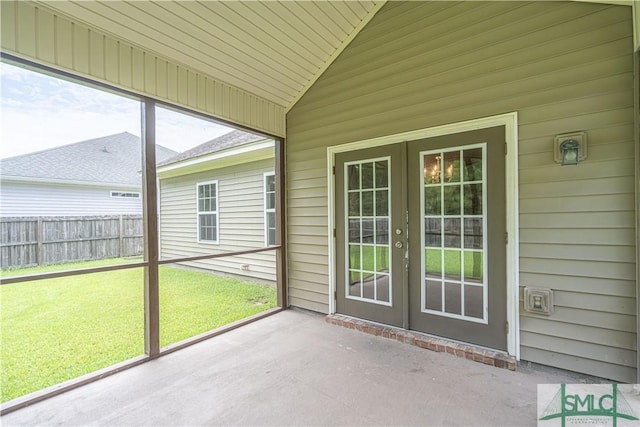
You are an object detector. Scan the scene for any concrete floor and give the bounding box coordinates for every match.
[3,309,581,426]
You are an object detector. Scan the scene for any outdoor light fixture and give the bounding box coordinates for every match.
[554,131,587,166]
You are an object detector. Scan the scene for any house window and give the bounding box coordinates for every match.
[197,181,218,243]
[110,191,141,198]
[265,173,276,246]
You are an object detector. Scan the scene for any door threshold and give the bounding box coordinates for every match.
[326,314,516,371]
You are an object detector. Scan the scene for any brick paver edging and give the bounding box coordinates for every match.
[326,314,516,371]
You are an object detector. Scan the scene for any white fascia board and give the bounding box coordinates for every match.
[157,140,275,179]
[0,175,140,190]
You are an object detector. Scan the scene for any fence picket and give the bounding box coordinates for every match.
[0,215,144,269]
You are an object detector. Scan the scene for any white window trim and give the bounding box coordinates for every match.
[326,112,520,359]
[196,180,219,245]
[264,172,276,247]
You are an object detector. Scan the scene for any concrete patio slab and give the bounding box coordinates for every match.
[2,309,594,426]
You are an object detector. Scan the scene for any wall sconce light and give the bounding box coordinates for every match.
[554,131,587,166]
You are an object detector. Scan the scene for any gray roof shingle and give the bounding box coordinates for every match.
[0,132,177,186]
[159,130,267,166]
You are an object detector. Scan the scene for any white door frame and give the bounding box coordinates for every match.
[326,112,520,358]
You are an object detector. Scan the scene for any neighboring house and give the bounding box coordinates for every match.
[3,0,639,388]
[158,130,276,283]
[0,133,176,217]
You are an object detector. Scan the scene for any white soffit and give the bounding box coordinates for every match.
[35,0,385,111]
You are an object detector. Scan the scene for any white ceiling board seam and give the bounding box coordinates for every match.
[280,2,338,53]
[181,2,312,79]
[323,2,356,32]
[34,0,291,106]
[286,0,387,113]
[232,2,326,66]
[208,2,322,71]
[122,1,299,94]
[156,1,305,90]
[307,2,348,41]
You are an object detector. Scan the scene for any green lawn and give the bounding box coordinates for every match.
[349,245,483,280]
[0,259,276,403]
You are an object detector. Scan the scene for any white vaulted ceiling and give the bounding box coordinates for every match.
[35,1,385,111]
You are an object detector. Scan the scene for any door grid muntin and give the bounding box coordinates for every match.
[344,156,392,306]
[420,143,488,323]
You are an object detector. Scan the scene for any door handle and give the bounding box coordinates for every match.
[394,241,403,249]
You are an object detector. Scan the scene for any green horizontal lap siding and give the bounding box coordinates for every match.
[286,1,635,381]
[0,1,285,137]
[159,158,276,282]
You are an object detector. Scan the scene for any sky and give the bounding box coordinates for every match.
[0,62,233,159]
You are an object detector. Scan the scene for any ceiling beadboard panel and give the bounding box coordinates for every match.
[1,0,287,137]
[34,0,384,110]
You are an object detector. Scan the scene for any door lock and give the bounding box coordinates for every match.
[395,228,403,235]
[394,241,403,249]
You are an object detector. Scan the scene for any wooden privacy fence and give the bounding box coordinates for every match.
[0,215,144,269]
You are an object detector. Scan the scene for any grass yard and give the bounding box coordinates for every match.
[0,259,276,403]
[349,245,483,280]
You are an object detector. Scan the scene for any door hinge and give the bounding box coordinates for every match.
[333,228,336,238]
[504,232,508,245]
[505,142,508,155]
[332,165,336,175]
[506,321,509,335]
[334,290,337,301]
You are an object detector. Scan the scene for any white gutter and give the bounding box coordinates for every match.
[157,139,275,176]
[0,175,140,189]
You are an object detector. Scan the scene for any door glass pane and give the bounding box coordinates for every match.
[426,280,442,311]
[443,151,460,183]
[362,162,374,189]
[421,146,486,321]
[362,272,375,299]
[424,187,441,216]
[362,219,374,244]
[349,193,360,216]
[349,245,361,270]
[348,164,360,190]
[463,148,483,182]
[345,158,392,305]
[424,154,441,185]
[444,282,461,315]
[444,249,461,281]
[376,246,389,272]
[464,218,483,249]
[375,219,389,244]
[443,186,460,215]
[463,184,482,215]
[375,161,388,188]
[425,248,442,277]
[424,218,441,247]
[376,274,390,302]
[464,251,483,284]
[348,219,360,243]
[464,285,483,318]
[443,218,461,248]
[349,271,362,297]
[362,191,374,216]
[375,190,388,216]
